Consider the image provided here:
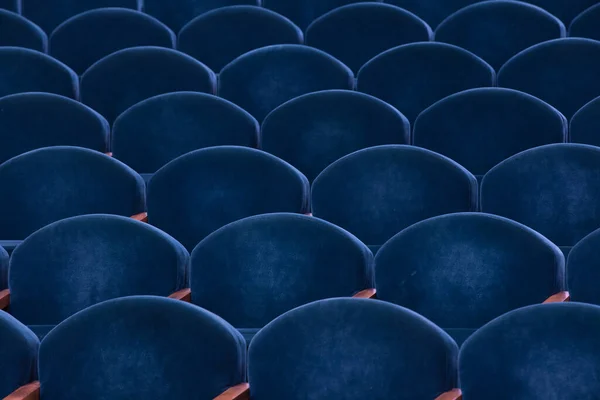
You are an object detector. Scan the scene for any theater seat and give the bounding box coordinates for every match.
[249,298,460,399]
[522,0,598,25]
[147,146,309,251]
[0,245,7,289]
[566,228,600,305]
[80,46,216,124]
[0,312,38,399]
[263,0,367,30]
[0,9,46,52]
[570,4,600,40]
[571,96,600,146]
[385,0,485,28]
[219,44,353,122]
[435,0,565,70]
[460,303,600,399]
[50,8,175,75]
[179,6,303,72]
[0,0,18,12]
[306,3,432,74]
[357,42,494,123]
[312,145,477,252]
[375,212,566,345]
[0,92,109,165]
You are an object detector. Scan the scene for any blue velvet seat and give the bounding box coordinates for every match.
[6,214,188,339]
[219,44,354,122]
[0,47,77,99]
[312,145,478,252]
[262,0,368,30]
[0,146,145,251]
[306,3,432,74]
[566,227,600,305]
[356,42,495,123]
[0,312,38,399]
[498,38,600,119]
[36,296,247,399]
[262,90,410,182]
[190,213,373,343]
[147,146,309,251]
[50,8,175,75]
[80,46,216,124]
[413,88,567,179]
[112,92,259,178]
[22,0,139,33]
[0,9,46,52]
[460,302,600,399]
[0,245,8,289]
[249,298,459,399]
[179,6,303,72]
[375,212,565,346]
[571,96,600,147]
[384,0,485,28]
[481,143,600,255]
[145,0,260,32]
[0,93,109,165]
[570,4,600,40]
[0,0,18,12]
[435,1,565,70]
[521,0,599,25]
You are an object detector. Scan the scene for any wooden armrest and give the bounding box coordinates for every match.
[353,288,376,299]
[435,388,462,400]
[0,288,10,310]
[214,383,249,400]
[169,288,191,302]
[543,291,570,303]
[5,381,40,400]
[131,212,148,223]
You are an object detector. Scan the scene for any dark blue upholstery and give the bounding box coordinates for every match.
[9,215,188,339]
[0,9,46,52]
[113,92,258,175]
[413,88,567,178]
[306,3,432,74]
[262,0,369,30]
[0,93,109,165]
[0,245,7,289]
[50,8,175,75]
[80,46,216,124]
[498,38,600,119]
[522,0,599,25]
[312,145,478,251]
[0,312,39,399]
[460,302,600,399]
[435,1,565,70]
[179,6,302,72]
[262,90,410,182]
[570,4,600,40]
[219,44,353,122]
[190,213,373,341]
[375,212,565,346]
[249,298,458,399]
[0,146,145,241]
[566,228,600,305]
[0,0,18,12]
[571,96,600,146]
[148,146,309,251]
[357,42,495,123]
[22,0,140,33]
[39,296,246,399]
[481,144,600,250]
[0,47,77,99]
[145,0,260,32]
[385,0,485,28]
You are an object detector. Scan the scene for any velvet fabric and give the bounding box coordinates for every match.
[521,0,599,25]
[0,312,39,399]
[498,38,600,119]
[312,145,478,249]
[0,47,77,99]
[148,146,309,251]
[385,0,485,28]
[481,144,600,250]
[145,0,260,32]
[219,44,354,122]
[459,302,600,399]
[179,6,303,72]
[0,0,18,12]
[570,4,600,40]
[22,0,140,33]
[566,228,600,305]
[375,213,565,346]
[306,3,432,74]
[262,0,370,30]
[0,9,46,52]
[413,88,568,178]
[357,42,495,123]
[249,298,458,399]
[190,213,373,341]
[112,92,258,175]
[39,296,246,399]
[0,146,145,241]
[0,93,109,165]
[0,245,8,289]
[571,96,600,146]
[50,8,175,75]
[435,1,565,71]
[262,90,410,182]
[80,46,216,124]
